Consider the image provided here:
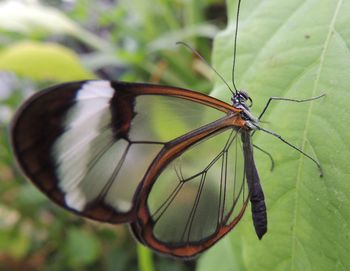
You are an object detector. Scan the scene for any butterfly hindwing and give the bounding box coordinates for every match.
[132,125,251,258]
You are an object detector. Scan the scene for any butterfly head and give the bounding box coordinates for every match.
[232,91,258,129]
[231,90,252,110]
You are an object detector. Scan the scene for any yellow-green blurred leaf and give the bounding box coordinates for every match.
[0,229,30,258]
[0,42,94,81]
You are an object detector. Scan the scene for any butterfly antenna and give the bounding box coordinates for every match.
[231,0,242,94]
[176,41,235,95]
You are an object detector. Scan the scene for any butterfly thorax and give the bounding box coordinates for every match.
[231,90,258,130]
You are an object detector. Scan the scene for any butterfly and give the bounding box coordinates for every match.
[10,0,323,259]
[11,79,267,258]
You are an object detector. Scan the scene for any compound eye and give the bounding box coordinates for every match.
[239,91,249,100]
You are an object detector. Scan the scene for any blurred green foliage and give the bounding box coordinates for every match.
[0,0,226,270]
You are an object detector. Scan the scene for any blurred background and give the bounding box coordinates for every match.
[0,0,228,270]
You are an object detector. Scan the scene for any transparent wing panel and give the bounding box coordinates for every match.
[130,95,225,142]
[146,128,248,244]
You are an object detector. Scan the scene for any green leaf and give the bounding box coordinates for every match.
[197,237,244,271]
[0,41,94,81]
[199,0,350,270]
[64,228,101,268]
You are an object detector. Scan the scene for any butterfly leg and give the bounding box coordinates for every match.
[258,94,325,121]
[253,125,323,177]
[253,144,275,171]
[252,94,325,176]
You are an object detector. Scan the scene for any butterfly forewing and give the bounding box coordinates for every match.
[132,126,250,258]
[11,80,235,224]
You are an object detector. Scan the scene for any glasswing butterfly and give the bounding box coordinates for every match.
[10,0,323,259]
